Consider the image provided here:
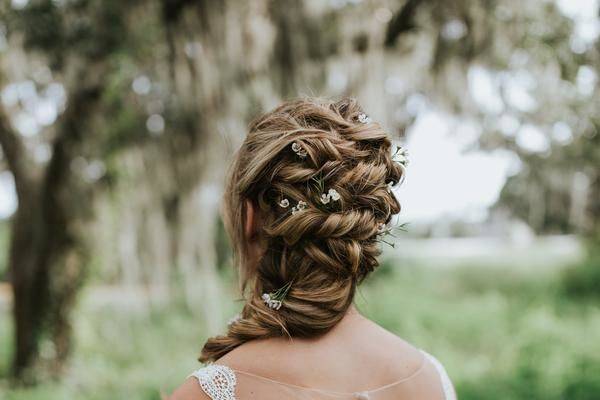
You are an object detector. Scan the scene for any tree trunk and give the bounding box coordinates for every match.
[10,199,85,380]
[10,195,42,381]
[1,73,105,382]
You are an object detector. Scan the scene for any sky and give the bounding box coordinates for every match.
[0,172,15,218]
[395,111,516,224]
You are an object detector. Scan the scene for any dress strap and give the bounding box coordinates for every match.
[189,364,237,400]
[421,351,456,400]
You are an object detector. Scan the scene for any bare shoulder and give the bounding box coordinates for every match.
[356,316,427,375]
[168,376,210,400]
[364,320,455,397]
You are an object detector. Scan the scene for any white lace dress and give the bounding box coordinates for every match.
[189,350,456,400]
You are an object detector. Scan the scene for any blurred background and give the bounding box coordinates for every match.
[0,0,599,398]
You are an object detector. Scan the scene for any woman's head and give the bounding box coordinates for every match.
[200,97,405,362]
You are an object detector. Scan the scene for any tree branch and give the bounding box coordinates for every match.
[384,0,423,48]
[38,62,108,239]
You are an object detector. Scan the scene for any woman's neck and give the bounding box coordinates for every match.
[327,304,368,334]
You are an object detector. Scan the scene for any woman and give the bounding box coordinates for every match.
[171,98,456,400]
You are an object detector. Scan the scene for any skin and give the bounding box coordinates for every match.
[168,202,445,399]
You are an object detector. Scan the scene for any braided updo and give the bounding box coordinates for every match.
[199,97,405,362]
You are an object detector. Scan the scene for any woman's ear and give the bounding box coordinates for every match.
[244,199,256,240]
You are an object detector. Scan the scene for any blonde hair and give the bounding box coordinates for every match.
[200,97,404,362]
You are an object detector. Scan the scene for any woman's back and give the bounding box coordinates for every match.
[172,311,455,400]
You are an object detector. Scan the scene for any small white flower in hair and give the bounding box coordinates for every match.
[320,188,341,204]
[386,181,394,193]
[328,188,341,201]
[227,313,242,326]
[263,282,292,311]
[291,141,308,158]
[291,200,308,215]
[279,198,290,208]
[393,146,409,166]
[262,293,282,310]
[358,112,372,124]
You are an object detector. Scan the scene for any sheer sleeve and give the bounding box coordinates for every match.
[187,354,455,400]
[421,351,456,400]
[189,364,237,400]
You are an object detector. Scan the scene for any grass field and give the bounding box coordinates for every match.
[1,252,599,399]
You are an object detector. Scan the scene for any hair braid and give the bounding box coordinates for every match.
[200,97,405,363]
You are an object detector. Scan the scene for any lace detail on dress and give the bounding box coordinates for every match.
[421,351,456,400]
[189,364,237,400]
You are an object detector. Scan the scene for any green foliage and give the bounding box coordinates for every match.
[561,254,600,300]
[0,301,217,400]
[8,0,135,69]
[1,257,599,399]
[359,260,600,400]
